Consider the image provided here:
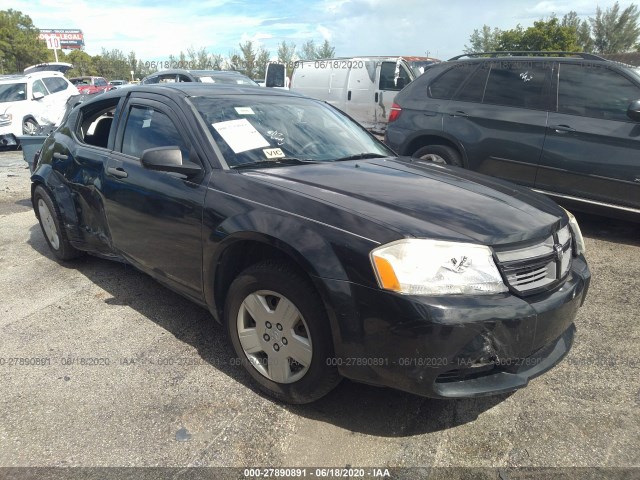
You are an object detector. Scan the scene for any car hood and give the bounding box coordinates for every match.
[0,101,24,114]
[241,157,565,246]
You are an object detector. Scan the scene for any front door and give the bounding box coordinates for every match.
[536,62,640,210]
[100,96,208,301]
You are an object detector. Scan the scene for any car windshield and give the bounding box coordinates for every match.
[191,95,393,167]
[0,83,27,102]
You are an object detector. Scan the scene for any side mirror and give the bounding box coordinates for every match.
[265,62,286,88]
[33,91,45,100]
[141,147,202,178]
[627,99,640,121]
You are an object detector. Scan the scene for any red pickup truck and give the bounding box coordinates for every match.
[69,76,112,94]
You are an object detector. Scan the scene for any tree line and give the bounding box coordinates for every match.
[0,8,335,79]
[465,2,640,54]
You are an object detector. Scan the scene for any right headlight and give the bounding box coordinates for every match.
[562,208,586,256]
[370,239,508,295]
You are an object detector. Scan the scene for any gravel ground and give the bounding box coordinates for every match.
[0,149,638,477]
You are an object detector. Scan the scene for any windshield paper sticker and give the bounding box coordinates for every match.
[235,107,255,115]
[212,119,270,153]
[263,148,285,159]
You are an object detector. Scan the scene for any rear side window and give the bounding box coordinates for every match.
[558,64,640,121]
[428,65,473,100]
[454,65,490,103]
[483,61,552,110]
[42,77,69,93]
[95,78,108,87]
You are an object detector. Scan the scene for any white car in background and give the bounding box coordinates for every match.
[0,71,79,147]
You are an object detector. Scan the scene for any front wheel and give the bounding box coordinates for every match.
[23,118,39,135]
[224,261,341,403]
[412,145,462,167]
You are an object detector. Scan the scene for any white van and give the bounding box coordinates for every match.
[283,57,437,133]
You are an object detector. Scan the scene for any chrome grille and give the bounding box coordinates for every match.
[495,225,573,295]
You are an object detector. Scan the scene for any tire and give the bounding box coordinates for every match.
[23,118,39,135]
[412,145,462,167]
[224,260,341,404]
[33,185,84,261]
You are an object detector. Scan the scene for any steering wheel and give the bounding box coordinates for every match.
[300,140,324,154]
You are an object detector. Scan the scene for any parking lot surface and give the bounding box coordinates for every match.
[0,149,638,472]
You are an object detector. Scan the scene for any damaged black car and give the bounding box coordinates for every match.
[30,84,590,404]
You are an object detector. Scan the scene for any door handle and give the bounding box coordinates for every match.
[451,110,469,117]
[348,91,352,101]
[53,152,68,160]
[374,92,378,103]
[550,125,576,133]
[107,166,128,178]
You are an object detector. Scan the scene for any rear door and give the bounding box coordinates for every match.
[374,60,412,130]
[536,62,640,210]
[443,60,553,186]
[100,94,209,301]
[345,59,376,128]
[41,76,74,124]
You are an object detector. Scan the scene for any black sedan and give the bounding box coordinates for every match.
[31,84,590,404]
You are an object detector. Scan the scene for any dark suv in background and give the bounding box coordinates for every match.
[385,52,640,220]
[141,69,258,86]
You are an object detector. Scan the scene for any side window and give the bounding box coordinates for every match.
[429,65,473,100]
[75,97,120,148]
[121,105,190,161]
[95,78,108,87]
[483,61,551,110]
[32,79,49,97]
[378,62,409,91]
[558,64,640,121]
[177,75,191,82]
[143,76,159,84]
[42,77,69,93]
[454,64,490,103]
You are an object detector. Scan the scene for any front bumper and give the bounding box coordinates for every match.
[318,255,590,398]
[0,133,18,147]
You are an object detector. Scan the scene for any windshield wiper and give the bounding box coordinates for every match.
[331,153,389,161]
[232,158,320,169]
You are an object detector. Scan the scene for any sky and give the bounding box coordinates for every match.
[10,0,633,62]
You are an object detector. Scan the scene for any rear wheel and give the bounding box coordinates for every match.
[412,145,462,167]
[224,260,341,403]
[33,185,84,261]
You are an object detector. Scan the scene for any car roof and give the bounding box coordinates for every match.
[80,83,306,107]
[0,71,66,82]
